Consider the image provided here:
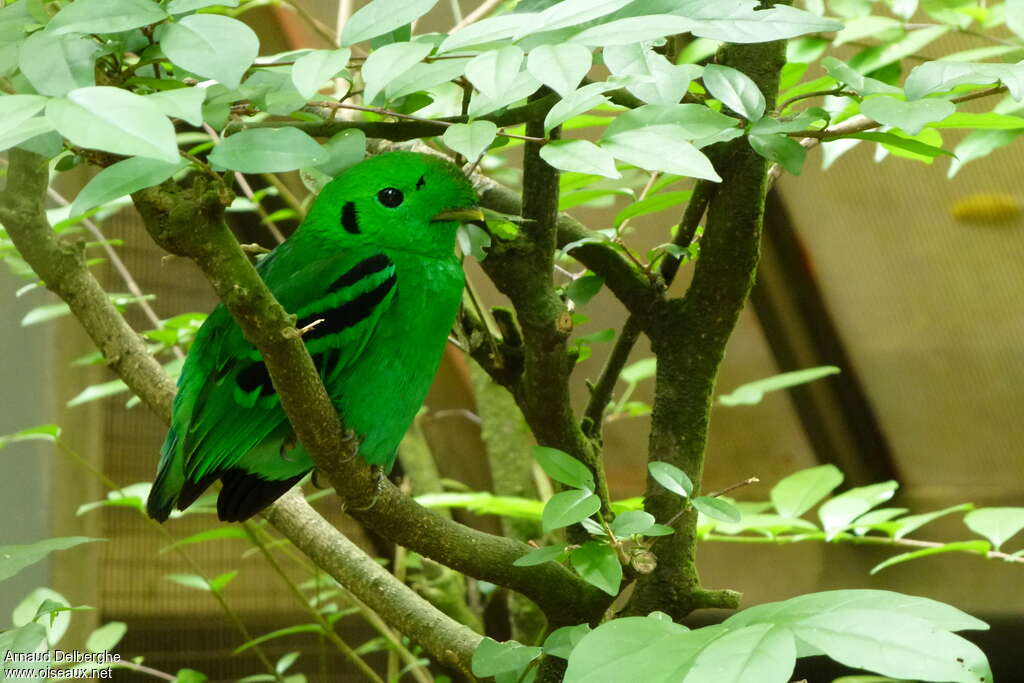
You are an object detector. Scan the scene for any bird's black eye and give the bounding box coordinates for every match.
[377,187,404,208]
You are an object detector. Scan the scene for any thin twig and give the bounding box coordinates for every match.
[705,476,760,498]
[310,100,549,143]
[40,184,185,360]
[203,123,287,243]
[242,523,388,683]
[768,84,1009,184]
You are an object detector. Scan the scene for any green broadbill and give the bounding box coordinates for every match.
[147,151,481,522]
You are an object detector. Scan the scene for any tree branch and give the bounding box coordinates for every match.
[129,170,608,624]
[471,99,614,527]
[628,35,789,620]
[225,93,560,142]
[0,149,602,673]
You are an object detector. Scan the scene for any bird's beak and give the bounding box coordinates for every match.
[432,206,485,223]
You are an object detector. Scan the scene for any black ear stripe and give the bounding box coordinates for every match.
[341,201,360,234]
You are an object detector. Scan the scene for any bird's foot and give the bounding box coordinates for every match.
[350,465,384,511]
[338,429,362,463]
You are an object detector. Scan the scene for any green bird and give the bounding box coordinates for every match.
[147,151,481,522]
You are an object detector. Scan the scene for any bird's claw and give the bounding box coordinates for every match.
[350,465,384,511]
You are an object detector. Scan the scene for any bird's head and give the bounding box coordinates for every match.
[304,151,482,258]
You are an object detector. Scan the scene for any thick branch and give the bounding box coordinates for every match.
[0,150,176,419]
[628,36,789,619]
[130,175,607,624]
[0,149,485,671]
[265,492,481,675]
[473,104,613,526]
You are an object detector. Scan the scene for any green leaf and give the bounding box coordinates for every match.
[466,45,524,101]
[749,133,806,175]
[529,0,635,34]
[543,489,601,533]
[72,157,188,217]
[540,139,620,179]
[456,223,491,261]
[544,82,616,132]
[527,44,591,98]
[818,481,899,539]
[725,589,989,633]
[513,544,567,567]
[948,129,1022,177]
[157,14,259,90]
[543,624,591,659]
[467,70,541,117]
[564,616,712,683]
[146,87,206,126]
[870,540,991,575]
[209,569,239,592]
[852,25,949,75]
[610,510,655,536]
[165,573,213,591]
[174,669,209,683]
[472,637,542,677]
[648,461,693,498]
[0,117,55,153]
[930,111,1024,130]
[860,96,955,136]
[442,121,498,161]
[963,507,1024,549]
[86,621,127,652]
[892,503,974,540]
[844,131,952,159]
[534,446,595,491]
[159,527,249,554]
[166,0,240,13]
[820,56,901,96]
[793,610,991,683]
[416,491,544,520]
[621,357,656,384]
[679,4,844,42]
[13,588,72,646]
[615,190,692,228]
[604,43,702,106]
[702,64,765,120]
[684,623,795,683]
[569,15,697,46]
[19,32,97,96]
[438,14,535,53]
[361,41,432,105]
[570,541,622,596]
[0,95,47,132]
[0,424,62,449]
[692,496,741,523]
[713,513,819,536]
[386,57,468,100]
[66,378,129,407]
[48,0,167,36]
[602,127,720,181]
[604,104,740,141]
[209,128,328,173]
[291,48,350,99]
[341,0,439,47]
[565,274,604,308]
[719,366,840,407]
[0,537,101,583]
[233,624,323,655]
[47,86,178,163]
[315,129,366,178]
[771,464,843,518]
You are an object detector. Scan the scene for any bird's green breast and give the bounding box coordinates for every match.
[330,249,464,467]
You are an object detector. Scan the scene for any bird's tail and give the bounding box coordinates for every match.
[146,428,184,522]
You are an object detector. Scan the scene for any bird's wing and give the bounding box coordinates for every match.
[168,246,398,488]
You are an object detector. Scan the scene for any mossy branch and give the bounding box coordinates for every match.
[129,167,608,624]
[627,35,789,620]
